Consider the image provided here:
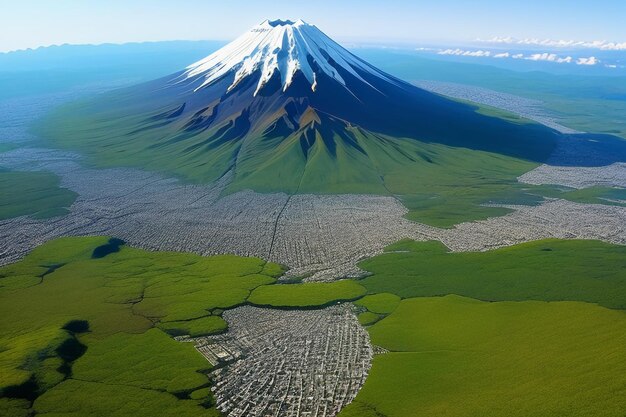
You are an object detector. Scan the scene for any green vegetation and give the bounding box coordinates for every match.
[158,316,227,337]
[560,186,626,205]
[354,293,401,315]
[34,379,220,417]
[359,239,626,309]
[38,84,557,228]
[357,312,381,326]
[544,97,626,139]
[342,295,626,417]
[345,237,626,415]
[374,140,544,227]
[1,236,384,415]
[70,329,211,394]
[0,236,284,416]
[0,169,77,220]
[354,293,401,327]
[472,101,534,124]
[248,280,366,308]
[0,398,30,417]
[3,234,626,415]
[538,185,626,207]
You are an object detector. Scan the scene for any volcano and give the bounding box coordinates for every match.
[42,19,557,200]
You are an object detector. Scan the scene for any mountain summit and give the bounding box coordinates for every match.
[43,19,557,204]
[181,19,401,96]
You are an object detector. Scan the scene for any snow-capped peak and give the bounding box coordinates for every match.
[182,19,398,96]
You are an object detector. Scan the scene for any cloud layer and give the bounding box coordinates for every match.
[478,37,626,51]
[435,48,600,66]
[525,53,572,63]
[576,56,599,65]
[432,48,604,68]
[438,48,491,57]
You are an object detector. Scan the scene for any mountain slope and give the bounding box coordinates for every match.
[39,19,559,225]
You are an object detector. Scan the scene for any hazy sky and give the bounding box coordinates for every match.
[2,0,626,52]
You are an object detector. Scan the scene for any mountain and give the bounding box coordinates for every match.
[40,19,559,225]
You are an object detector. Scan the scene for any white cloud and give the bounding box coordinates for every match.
[525,53,572,63]
[478,36,626,51]
[432,48,608,68]
[576,56,599,65]
[525,53,554,61]
[437,48,491,57]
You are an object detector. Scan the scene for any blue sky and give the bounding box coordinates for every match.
[2,0,626,52]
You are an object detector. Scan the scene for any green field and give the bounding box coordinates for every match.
[2,235,626,416]
[342,238,626,416]
[248,280,367,308]
[359,239,626,309]
[357,311,381,326]
[540,185,626,207]
[0,236,285,416]
[355,293,397,325]
[158,316,227,338]
[0,169,77,220]
[354,293,401,315]
[341,295,626,417]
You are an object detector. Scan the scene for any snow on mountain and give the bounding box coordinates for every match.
[182,19,400,96]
